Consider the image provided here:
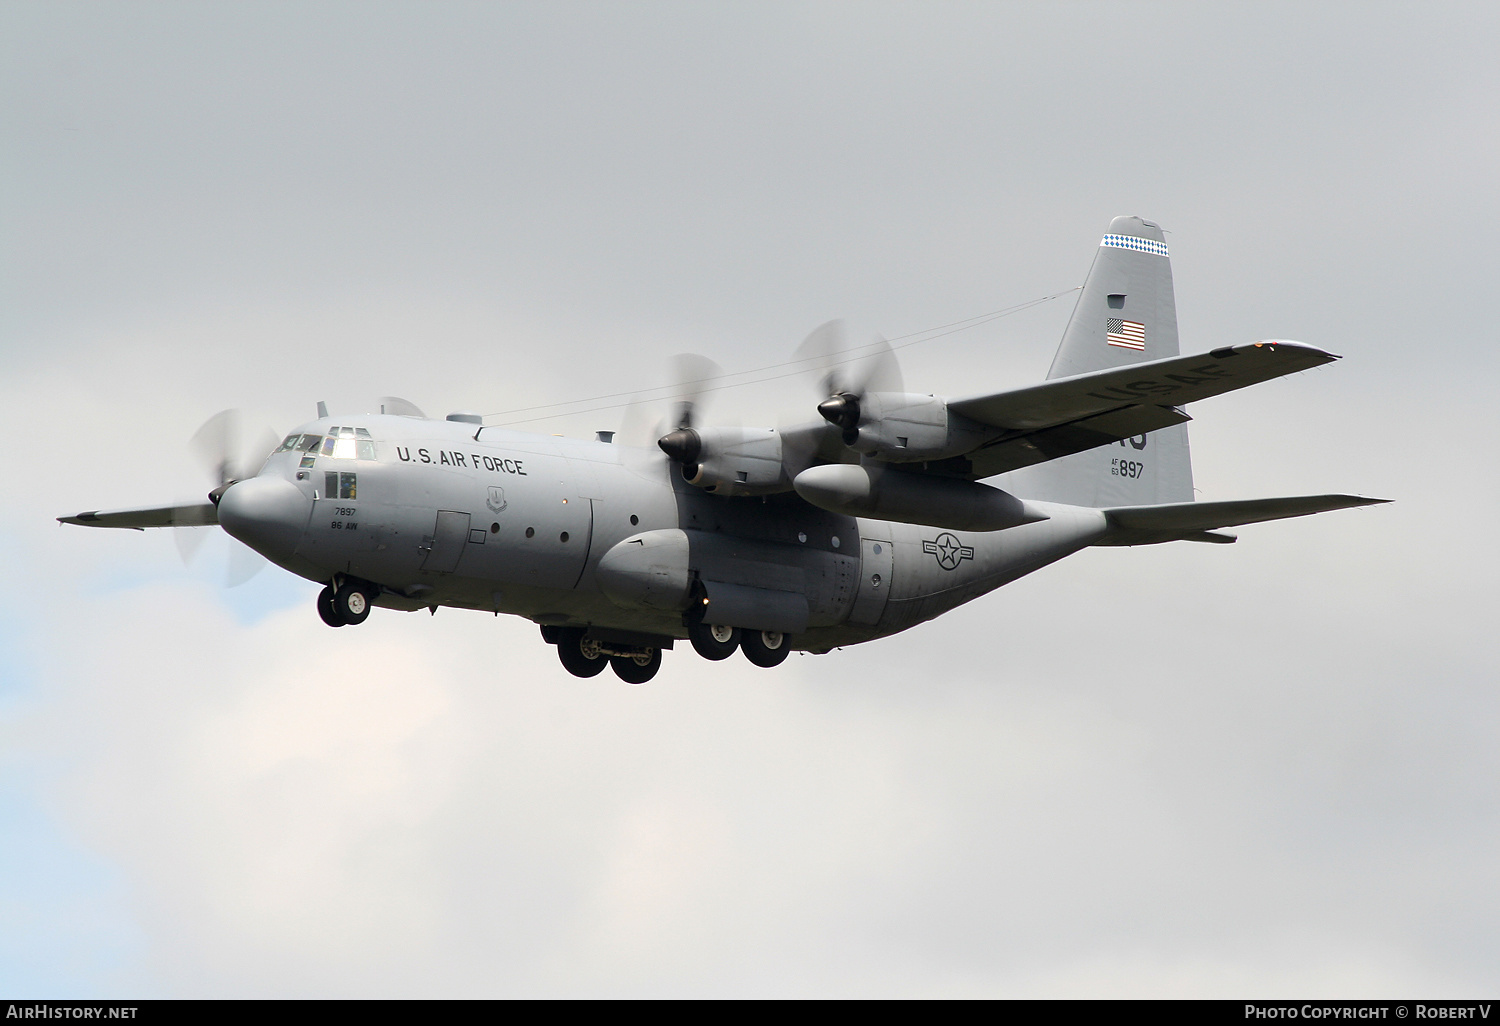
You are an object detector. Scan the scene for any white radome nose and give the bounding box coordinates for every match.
[216,475,311,560]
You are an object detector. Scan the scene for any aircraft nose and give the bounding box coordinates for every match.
[216,475,311,560]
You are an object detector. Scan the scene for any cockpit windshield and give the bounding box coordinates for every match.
[275,427,375,460]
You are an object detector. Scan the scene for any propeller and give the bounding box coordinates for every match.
[189,409,280,501]
[181,409,279,586]
[655,353,723,472]
[792,320,903,446]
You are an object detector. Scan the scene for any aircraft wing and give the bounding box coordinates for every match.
[943,341,1338,479]
[58,501,219,530]
[1094,494,1391,546]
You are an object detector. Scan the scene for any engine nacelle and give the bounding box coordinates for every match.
[673,426,790,496]
[823,392,993,462]
[792,463,1049,532]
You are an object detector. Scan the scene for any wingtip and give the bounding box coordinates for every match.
[1252,339,1341,361]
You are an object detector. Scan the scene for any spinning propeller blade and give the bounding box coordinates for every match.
[793,320,903,446]
[656,353,722,468]
[184,409,275,585]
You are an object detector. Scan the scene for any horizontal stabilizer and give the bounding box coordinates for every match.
[58,502,219,530]
[1096,494,1389,546]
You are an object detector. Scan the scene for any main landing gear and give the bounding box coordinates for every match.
[317,579,376,627]
[690,619,791,668]
[688,621,739,660]
[550,626,663,684]
[739,629,790,668]
[545,621,793,682]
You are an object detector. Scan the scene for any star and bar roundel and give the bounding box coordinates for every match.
[922,532,975,571]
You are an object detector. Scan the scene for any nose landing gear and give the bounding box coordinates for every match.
[316,579,376,627]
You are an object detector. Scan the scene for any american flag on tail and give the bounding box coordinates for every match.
[1107,318,1146,350]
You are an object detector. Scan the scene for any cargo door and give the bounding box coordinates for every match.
[848,537,893,626]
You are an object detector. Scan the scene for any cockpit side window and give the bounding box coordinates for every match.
[325,471,357,499]
[275,434,300,453]
[296,435,322,453]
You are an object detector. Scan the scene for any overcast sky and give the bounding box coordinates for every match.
[2,1,1497,997]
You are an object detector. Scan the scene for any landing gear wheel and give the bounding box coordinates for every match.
[556,627,608,678]
[317,585,345,627]
[611,648,661,684]
[741,630,791,668]
[689,621,740,661]
[333,582,372,625]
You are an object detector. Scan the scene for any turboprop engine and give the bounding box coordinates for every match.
[815,391,994,462]
[792,463,1049,533]
[657,425,789,496]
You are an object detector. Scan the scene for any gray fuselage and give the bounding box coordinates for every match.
[218,414,1108,650]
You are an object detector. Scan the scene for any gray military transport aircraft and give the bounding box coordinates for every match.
[61,217,1387,683]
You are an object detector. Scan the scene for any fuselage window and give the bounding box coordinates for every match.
[339,472,357,499]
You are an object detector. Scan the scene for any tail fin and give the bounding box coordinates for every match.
[995,216,1194,507]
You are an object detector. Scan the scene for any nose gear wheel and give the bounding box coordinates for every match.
[334,582,372,625]
[317,585,344,627]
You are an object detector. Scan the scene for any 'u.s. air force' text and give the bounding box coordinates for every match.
[394,447,527,475]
